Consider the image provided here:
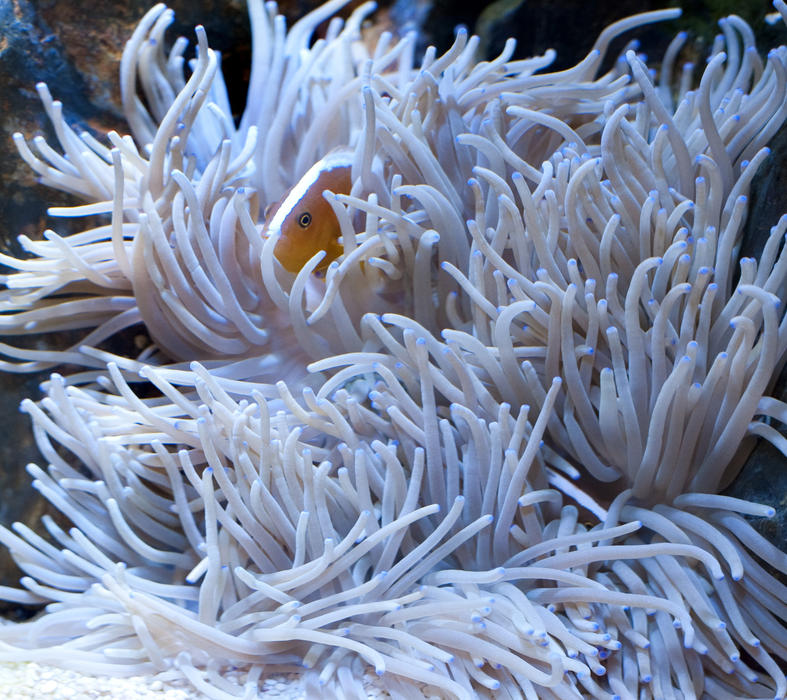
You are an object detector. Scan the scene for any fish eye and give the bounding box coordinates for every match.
[298,212,312,228]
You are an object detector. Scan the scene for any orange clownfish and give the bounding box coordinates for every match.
[264,150,353,274]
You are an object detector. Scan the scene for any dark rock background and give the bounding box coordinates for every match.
[0,0,784,607]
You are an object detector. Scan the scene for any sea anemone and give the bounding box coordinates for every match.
[1,1,786,698]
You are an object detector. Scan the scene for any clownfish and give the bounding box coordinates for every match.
[264,150,353,274]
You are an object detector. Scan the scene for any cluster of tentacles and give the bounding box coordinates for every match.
[0,1,786,698]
